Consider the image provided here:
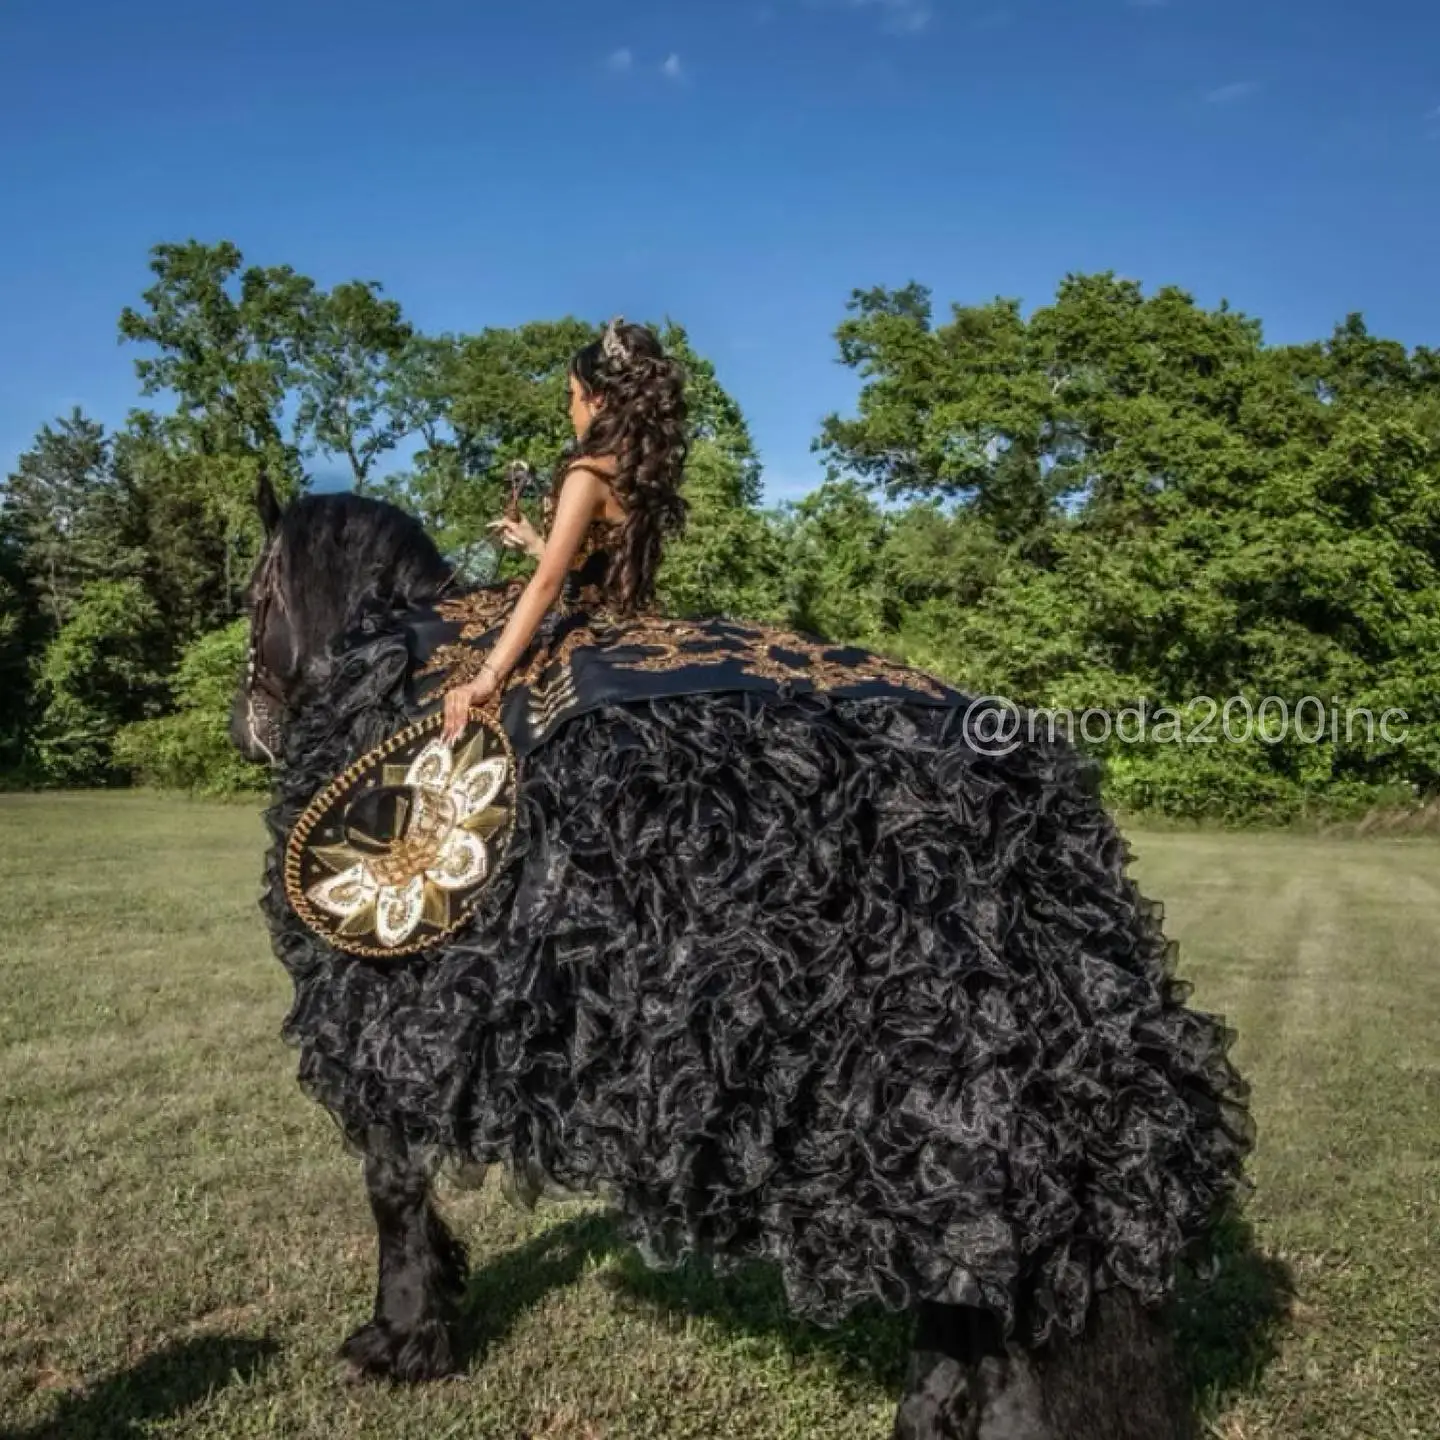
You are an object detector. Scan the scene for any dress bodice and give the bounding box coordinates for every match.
[540,488,625,610]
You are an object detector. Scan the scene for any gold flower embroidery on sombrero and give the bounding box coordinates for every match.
[303,730,511,950]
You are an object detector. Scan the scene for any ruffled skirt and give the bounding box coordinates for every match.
[261,624,1251,1344]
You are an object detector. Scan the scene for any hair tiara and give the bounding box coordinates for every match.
[601,315,631,367]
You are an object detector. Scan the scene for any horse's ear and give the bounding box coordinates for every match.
[256,465,283,538]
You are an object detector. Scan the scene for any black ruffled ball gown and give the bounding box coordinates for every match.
[261,523,1252,1347]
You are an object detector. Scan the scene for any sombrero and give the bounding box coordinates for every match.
[284,710,517,959]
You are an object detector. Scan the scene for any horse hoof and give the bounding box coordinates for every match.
[341,1319,399,1381]
[340,1318,458,1383]
[393,1318,460,1383]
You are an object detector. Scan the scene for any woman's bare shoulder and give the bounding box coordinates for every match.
[563,455,619,483]
[561,456,625,522]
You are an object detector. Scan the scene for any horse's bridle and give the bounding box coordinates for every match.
[244,552,288,767]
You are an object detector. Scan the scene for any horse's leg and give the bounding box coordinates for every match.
[892,1291,1194,1440]
[340,1142,469,1382]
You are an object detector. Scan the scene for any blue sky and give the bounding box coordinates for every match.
[1,0,1436,504]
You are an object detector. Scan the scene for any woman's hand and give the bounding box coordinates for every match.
[442,665,501,746]
[488,514,543,558]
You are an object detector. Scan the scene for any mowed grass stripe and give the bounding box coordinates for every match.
[1,797,1436,1438]
[1135,831,1440,1439]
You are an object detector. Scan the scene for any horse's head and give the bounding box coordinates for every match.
[231,471,453,764]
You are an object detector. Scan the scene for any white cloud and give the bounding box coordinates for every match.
[1204,80,1260,105]
[606,47,634,74]
[661,53,685,82]
[1427,103,1440,120]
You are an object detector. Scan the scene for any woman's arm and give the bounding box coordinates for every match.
[441,464,606,742]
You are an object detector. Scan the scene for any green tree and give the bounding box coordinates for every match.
[658,438,787,621]
[114,619,262,795]
[0,529,40,774]
[118,239,313,475]
[116,240,319,627]
[782,479,895,644]
[33,579,164,784]
[0,410,135,629]
[650,321,779,618]
[293,280,416,486]
[818,273,1440,813]
[114,427,266,637]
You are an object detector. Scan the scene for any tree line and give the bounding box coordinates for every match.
[2,242,1437,820]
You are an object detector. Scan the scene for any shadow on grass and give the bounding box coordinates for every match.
[0,1334,278,1440]
[458,1207,910,1393]
[458,1209,620,1368]
[1177,1209,1295,1414]
[599,1241,914,1393]
[459,1205,1293,1413]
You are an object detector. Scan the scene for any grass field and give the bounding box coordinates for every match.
[1,793,1437,1439]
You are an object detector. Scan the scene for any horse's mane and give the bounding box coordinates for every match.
[267,492,452,656]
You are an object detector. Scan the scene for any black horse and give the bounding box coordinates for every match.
[233,479,1251,1440]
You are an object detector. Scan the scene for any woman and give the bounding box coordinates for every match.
[438,320,685,742]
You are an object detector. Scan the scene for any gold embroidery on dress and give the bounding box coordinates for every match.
[419,502,948,712]
[425,609,948,709]
[528,664,580,732]
[583,614,950,700]
[435,580,525,639]
[419,642,490,690]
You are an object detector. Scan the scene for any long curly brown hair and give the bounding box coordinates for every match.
[556,320,688,614]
